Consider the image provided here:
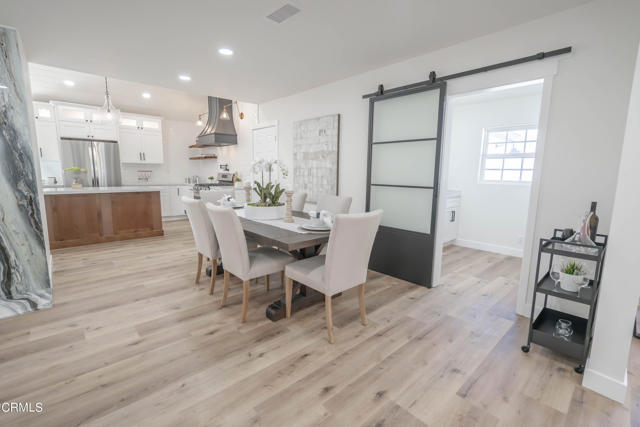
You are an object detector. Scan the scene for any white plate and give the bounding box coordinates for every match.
[301,224,331,231]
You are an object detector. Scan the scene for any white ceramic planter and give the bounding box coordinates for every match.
[558,272,587,292]
[245,204,286,220]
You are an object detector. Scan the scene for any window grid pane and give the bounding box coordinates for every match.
[481,126,537,183]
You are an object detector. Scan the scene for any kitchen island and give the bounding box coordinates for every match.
[43,186,164,249]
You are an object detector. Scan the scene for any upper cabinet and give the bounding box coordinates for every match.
[118,113,163,164]
[33,102,60,162]
[53,102,117,141]
[34,102,164,167]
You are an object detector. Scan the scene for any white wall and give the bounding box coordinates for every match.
[446,88,542,256]
[258,0,640,298]
[582,44,640,403]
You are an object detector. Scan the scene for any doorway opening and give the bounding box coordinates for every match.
[438,79,544,284]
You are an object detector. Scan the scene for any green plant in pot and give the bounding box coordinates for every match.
[558,260,589,293]
[64,167,87,188]
[245,159,289,220]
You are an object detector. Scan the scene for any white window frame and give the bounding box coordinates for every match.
[479,125,538,184]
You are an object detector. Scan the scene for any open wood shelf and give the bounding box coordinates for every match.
[189,155,218,160]
[188,144,215,148]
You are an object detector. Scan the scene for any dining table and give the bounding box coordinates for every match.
[208,210,332,321]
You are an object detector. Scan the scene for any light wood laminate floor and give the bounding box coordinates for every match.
[0,220,637,426]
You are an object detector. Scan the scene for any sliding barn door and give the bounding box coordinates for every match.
[366,82,446,287]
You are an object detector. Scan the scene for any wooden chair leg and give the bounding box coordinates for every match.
[265,274,270,291]
[241,280,250,323]
[221,270,230,306]
[325,295,334,344]
[358,284,367,326]
[195,253,203,284]
[285,277,293,319]
[209,258,218,295]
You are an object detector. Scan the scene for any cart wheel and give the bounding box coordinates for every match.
[521,345,530,353]
[574,365,585,374]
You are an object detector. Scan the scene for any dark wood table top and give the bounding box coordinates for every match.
[239,211,329,252]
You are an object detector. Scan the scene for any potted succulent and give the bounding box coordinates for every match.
[208,176,215,183]
[64,167,87,189]
[245,159,288,220]
[558,260,589,292]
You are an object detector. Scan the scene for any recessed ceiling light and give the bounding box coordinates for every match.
[178,74,191,81]
[218,48,234,56]
[0,84,7,89]
[63,80,75,87]
[142,92,151,99]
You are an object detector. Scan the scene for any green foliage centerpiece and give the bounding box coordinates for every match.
[245,159,289,220]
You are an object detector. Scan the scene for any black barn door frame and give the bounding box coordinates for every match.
[366,82,447,287]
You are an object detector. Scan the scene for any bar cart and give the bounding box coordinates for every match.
[521,229,608,373]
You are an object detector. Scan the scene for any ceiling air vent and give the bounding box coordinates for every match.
[266,4,300,23]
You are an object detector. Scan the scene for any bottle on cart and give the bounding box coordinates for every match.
[589,201,599,241]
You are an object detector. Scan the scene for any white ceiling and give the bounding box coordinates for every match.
[2,0,591,103]
[29,63,207,122]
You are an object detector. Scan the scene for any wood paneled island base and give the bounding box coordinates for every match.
[45,191,164,249]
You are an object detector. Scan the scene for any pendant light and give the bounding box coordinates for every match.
[101,76,117,120]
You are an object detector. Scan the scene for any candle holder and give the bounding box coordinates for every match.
[244,183,252,204]
[283,190,294,223]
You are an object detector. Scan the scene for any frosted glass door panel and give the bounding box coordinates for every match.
[371,140,436,187]
[370,186,433,234]
[372,89,440,143]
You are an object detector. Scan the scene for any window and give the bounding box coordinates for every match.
[480,126,537,183]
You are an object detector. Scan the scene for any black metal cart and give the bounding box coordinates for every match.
[521,229,608,373]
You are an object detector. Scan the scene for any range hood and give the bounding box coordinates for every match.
[196,97,237,146]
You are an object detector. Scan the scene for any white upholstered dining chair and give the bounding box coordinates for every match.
[182,197,221,295]
[206,204,296,323]
[284,210,383,343]
[316,194,352,214]
[292,192,307,211]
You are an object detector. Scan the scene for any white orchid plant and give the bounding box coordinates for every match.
[250,159,289,206]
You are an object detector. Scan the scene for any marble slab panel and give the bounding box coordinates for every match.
[0,26,52,319]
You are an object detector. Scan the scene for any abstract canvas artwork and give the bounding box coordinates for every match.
[0,26,52,318]
[292,114,340,203]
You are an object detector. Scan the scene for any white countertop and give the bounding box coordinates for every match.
[43,186,165,195]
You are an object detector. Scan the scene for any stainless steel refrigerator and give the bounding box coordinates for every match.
[59,137,122,187]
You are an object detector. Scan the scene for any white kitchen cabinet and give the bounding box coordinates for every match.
[442,191,461,245]
[33,102,59,162]
[118,127,143,163]
[91,124,117,140]
[119,113,163,164]
[54,102,118,141]
[57,120,88,139]
[159,187,172,217]
[163,186,191,217]
[141,132,163,163]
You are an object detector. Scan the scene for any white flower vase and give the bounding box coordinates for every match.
[245,204,286,220]
[558,272,588,292]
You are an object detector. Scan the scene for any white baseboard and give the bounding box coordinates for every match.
[582,362,628,403]
[453,238,523,257]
